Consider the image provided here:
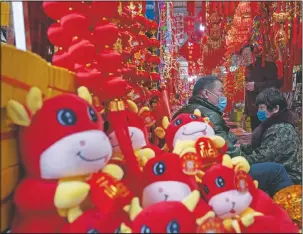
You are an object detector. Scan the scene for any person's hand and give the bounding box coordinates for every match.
[245,82,255,91]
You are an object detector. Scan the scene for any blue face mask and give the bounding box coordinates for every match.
[218,96,227,112]
[257,110,267,122]
[207,90,227,112]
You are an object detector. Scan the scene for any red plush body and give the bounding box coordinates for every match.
[140,152,211,217]
[200,155,298,233]
[132,201,197,233]
[9,89,113,233]
[124,190,202,233]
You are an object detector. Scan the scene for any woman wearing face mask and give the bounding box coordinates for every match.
[240,88,302,185]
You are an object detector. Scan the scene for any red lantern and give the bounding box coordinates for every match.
[60,13,90,38]
[149,38,160,48]
[98,77,132,101]
[94,23,119,48]
[47,23,72,47]
[52,50,74,70]
[68,39,96,64]
[150,72,161,82]
[97,51,122,74]
[42,2,71,20]
[91,2,119,19]
[149,56,161,65]
[76,71,102,92]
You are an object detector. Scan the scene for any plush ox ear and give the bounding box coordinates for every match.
[7,100,31,127]
[77,86,92,104]
[193,109,201,117]
[26,87,43,115]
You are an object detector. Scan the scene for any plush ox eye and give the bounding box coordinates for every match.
[141,225,151,233]
[190,114,198,119]
[166,220,180,233]
[88,106,98,122]
[153,161,166,176]
[215,176,225,188]
[174,119,182,126]
[57,109,77,126]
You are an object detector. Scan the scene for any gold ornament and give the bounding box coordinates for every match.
[273,185,302,229]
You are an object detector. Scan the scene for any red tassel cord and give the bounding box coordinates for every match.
[298,19,302,49]
[107,111,143,195]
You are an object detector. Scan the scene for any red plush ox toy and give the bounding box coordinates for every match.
[155,109,215,151]
[139,152,211,218]
[200,155,299,233]
[7,87,120,233]
[121,190,214,233]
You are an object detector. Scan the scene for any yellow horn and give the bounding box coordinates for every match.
[231,156,250,173]
[182,190,200,212]
[26,87,43,115]
[162,116,170,129]
[209,135,226,148]
[77,86,92,104]
[120,223,132,233]
[127,100,138,113]
[222,154,233,169]
[138,106,150,116]
[129,197,142,221]
[196,211,215,225]
[194,109,201,117]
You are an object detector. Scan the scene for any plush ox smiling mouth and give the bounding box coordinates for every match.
[217,202,236,216]
[112,132,134,148]
[182,126,207,136]
[164,194,169,201]
[77,151,108,162]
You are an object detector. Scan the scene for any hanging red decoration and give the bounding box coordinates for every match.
[60,13,90,37]
[94,23,119,48]
[68,39,96,64]
[97,50,122,74]
[47,23,71,47]
[42,2,71,20]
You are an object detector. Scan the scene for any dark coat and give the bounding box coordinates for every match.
[241,110,302,184]
[173,96,241,157]
[245,58,282,116]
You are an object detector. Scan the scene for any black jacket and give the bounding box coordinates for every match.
[173,96,241,157]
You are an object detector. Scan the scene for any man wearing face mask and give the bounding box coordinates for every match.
[173,75,240,157]
[240,44,282,131]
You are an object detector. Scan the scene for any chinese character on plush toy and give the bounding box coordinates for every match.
[121,190,215,233]
[200,155,299,233]
[154,109,215,151]
[7,87,123,233]
[139,152,211,218]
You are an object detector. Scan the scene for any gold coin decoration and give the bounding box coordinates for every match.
[273,185,302,229]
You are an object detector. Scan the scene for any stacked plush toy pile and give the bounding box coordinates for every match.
[6,89,299,233]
